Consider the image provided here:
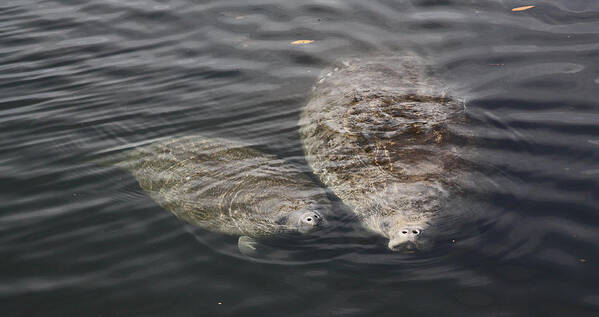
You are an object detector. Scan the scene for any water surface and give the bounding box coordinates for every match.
[2,0,599,315]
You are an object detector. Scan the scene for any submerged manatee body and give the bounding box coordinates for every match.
[108,135,331,255]
[299,55,470,252]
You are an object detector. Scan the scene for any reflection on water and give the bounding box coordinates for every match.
[1,0,599,315]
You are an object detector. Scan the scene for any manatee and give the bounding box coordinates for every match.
[104,135,331,256]
[299,55,470,252]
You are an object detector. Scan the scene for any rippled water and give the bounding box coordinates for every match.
[2,0,599,315]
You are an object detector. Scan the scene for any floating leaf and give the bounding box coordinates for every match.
[291,40,314,45]
[512,5,535,11]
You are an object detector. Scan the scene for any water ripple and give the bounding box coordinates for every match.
[1,0,599,315]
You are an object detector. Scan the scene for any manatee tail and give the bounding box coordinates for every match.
[87,150,129,168]
[86,138,164,170]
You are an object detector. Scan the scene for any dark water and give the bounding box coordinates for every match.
[2,0,599,315]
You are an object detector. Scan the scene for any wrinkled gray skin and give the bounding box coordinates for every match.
[110,136,331,256]
[299,55,468,252]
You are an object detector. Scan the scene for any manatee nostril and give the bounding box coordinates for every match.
[402,230,408,234]
[412,230,419,234]
[307,218,312,222]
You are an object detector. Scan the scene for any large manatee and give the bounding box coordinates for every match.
[105,135,332,256]
[299,55,470,252]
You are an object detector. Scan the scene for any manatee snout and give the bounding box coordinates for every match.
[286,209,327,233]
[388,227,434,253]
[300,211,324,226]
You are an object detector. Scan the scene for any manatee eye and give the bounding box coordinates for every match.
[402,230,408,234]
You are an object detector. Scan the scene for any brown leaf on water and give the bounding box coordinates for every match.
[512,6,535,11]
[291,40,314,45]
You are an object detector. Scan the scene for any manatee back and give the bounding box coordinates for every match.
[300,55,470,217]
[113,136,329,237]
[307,55,441,100]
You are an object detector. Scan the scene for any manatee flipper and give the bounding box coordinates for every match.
[238,236,277,258]
[237,236,258,256]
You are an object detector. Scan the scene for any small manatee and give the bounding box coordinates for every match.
[104,135,332,256]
